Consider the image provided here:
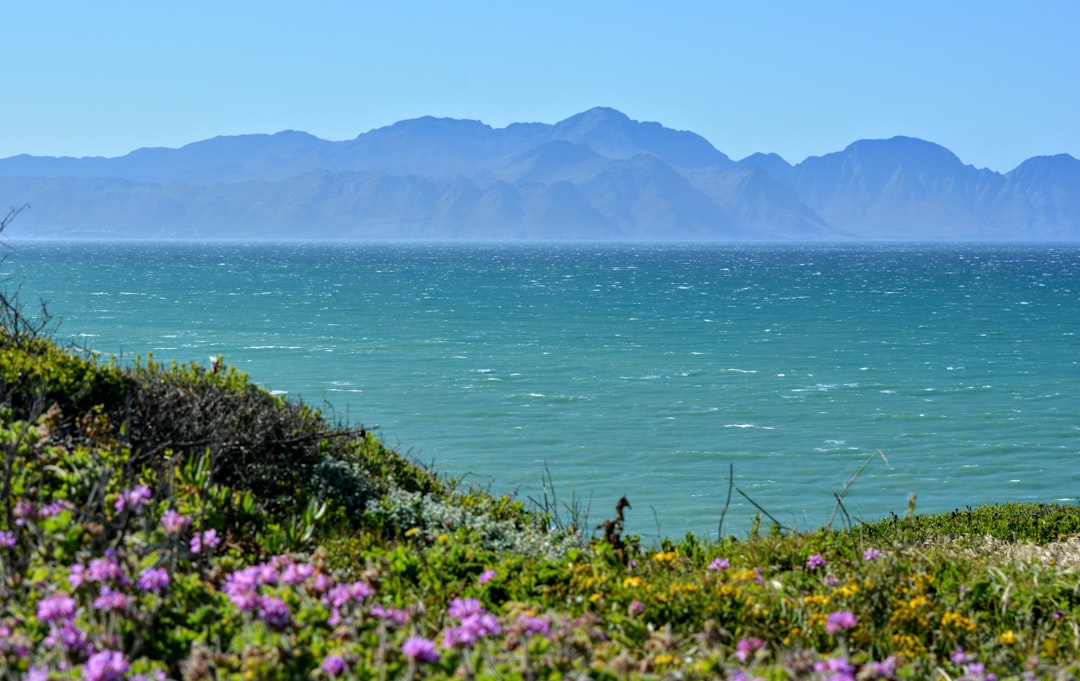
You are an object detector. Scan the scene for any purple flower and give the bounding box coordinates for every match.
[257,595,292,629]
[321,654,347,676]
[371,604,411,626]
[326,581,373,609]
[517,614,551,638]
[44,621,91,656]
[36,593,77,623]
[869,656,897,678]
[707,557,730,571]
[0,530,15,548]
[13,499,34,525]
[114,484,152,512]
[137,567,171,592]
[735,637,766,662]
[160,509,192,536]
[402,636,439,663]
[628,600,645,615]
[813,656,856,680]
[25,666,49,681]
[86,557,128,585]
[82,649,129,681]
[478,569,497,584]
[92,587,132,612]
[190,528,220,554]
[447,597,484,619]
[279,562,315,585]
[863,547,882,562]
[807,554,827,570]
[825,610,858,634]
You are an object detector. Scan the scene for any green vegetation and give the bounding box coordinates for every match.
[0,212,1078,678]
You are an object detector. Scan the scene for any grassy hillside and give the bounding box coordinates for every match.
[1,248,1078,677]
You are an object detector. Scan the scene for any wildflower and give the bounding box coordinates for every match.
[68,564,86,589]
[137,567,171,592]
[629,600,645,615]
[997,629,1017,645]
[735,637,766,662]
[868,656,897,678]
[86,557,128,585]
[371,604,410,626]
[160,509,192,536]
[92,588,132,612]
[327,581,373,609]
[13,500,34,525]
[825,610,857,634]
[807,554,827,570]
[114,484,152,512]
[707,557,730,571]
[82,649,129,681]
[36,593,77,624]
[190,528,220,554]
[863,547,882,561]
[321,655,347,676]
[517,614,551,638]
[0,530,15,548]
[478,569,496,584]
[44,621,92,657]
[257,595,293,629]
[402,636,439,663]
[279,562,315,585]
[813,656,856,680]
[25,666,49,681]
[447,597,484,619]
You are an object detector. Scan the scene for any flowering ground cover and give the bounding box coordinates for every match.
[2,324,1080,679]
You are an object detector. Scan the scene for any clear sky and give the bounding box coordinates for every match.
[2,1,1077,172]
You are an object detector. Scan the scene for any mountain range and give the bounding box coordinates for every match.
[1,107,1077,240]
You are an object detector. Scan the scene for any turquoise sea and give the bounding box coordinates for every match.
[5,241,1079,541]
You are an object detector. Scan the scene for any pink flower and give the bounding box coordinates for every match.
[137,567,171,592]
[160,509,192,536]
[707,557,730,571]
[92,588,132,612]
[114,485,152,512]
[0,530,15,548]
[863,547,882,561]
[37,593,77,623]
[517,614,551,638]
[628,600,645,615]
[321,655,347,676]
[825,610,857,634]
[807,554,827,570]
[478,569,496,584]
[736,637,766,662]
[402,636,439,663]
[190,528,220,554]
[83,649,129,681]
[447,597,484,619]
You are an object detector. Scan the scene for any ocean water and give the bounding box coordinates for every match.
[4,240,1079,541]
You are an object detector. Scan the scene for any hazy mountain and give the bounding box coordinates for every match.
[0,108,1076,240]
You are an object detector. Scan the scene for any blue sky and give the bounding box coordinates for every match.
[3,1,1077,171]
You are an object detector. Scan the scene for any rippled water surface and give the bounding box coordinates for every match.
[8,241,1079,540]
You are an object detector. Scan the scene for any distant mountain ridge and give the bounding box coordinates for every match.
[1,107,1077,240]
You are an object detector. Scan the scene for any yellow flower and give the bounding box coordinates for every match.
[652,550,678,563]
[589,593,602,603]
[623,576,643,589]
[654,654,674,666]
[998,630,1017,645]
[941,612,977,633]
